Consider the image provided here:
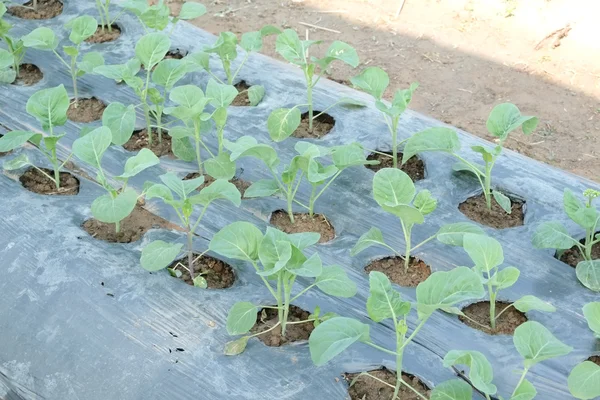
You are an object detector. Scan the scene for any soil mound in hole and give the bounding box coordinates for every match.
[123,128,173,157]
[169,254,235,289]
[588,355,600,366]
[366,151,425,181]
[251,305,314,347]
[13,64,43,86]
[365,256,431,287]
[8,0,63,19]
[231,81,251,106]
[294,111,335,139]
[269,210,335,243]
[459,193,524,229]
[345,369,430,400]
[183,172,251,195]
[558,237,600,268]
[19,167,79,195]
[86,25,122,44]
[459,300,527,335]
[67,98,106,123]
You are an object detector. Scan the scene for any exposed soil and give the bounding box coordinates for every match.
[460,301,527,335]
[67,98,106,123]
[123,128,173,157]
[231,81,251,106]
[366,151,425,181]
[269,210,335,243]
[19,167,79,196]
[169,254,235,289]
[345,369,431,400]
[85,25,122,44]
[183,172,251,195]
[251,305,314,347]
[293,112,335,139]
[0,134,9,157]
[8,0,62,19]
[13,64,43,86]
[82,205,172,243]
[558,236,600,268]
[588,355,600,366]
[365,256,431,287]
[459,193,524,229]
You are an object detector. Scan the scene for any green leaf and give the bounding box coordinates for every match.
[275,29,304,65]
[492,190,512,214]
[576,260,600,292]
[430,379,473,400]
[140,3,170,30]
[140,240,183,271]
[135,32,171,69]
[67,15,98,44]
[512,295,555,313]
[315,266,357,298]
[224,336,249,356]
[145,183,173,202]
[414,190,437,215]
[443,350,496,395]
[389,83,418,116]
[366,271,410,322]
[206,78,238,108]
[117,149,160,179]
[532,221,578,250]
[193,275,207,288]
[308,317,370,366]
[403,127,461,162]
[582,302,600,337]
[166,84,208,120]
[568,361,600,399]
[260,25,281,37]
[325,41,359,67]
[258,228,293,273]
[204,153,236,180]
[172,137,196,162]
[152,58,188,90]
[225,136,279,169]
[492,266,520,289]
[209,221,263,262]
[22,27,58,50]
[226,302,258,335]
[513,321,572,368]
[182,51,209,72]
[102,103,136,146]
[267,108,301,142]
[189,179,241,207]
[350,67,389,100]
[244,179,280,198]
[0,130,38,152]
[351,227,386,256]
[463,233,504,273]
[0,49,15,83]
[91,188,138,224]
[486,103,538,140]
[288,232,320,249]
[564,189,598,229]
[372,167,415,207]
[72,126,112,168]
[436,223,485,246]
[240,31,262,52]
[26,85,69,130]
[178,2,206,19]
[3,154,31,170]
[159,172,198,198]
[331,142,376,169]
[306,159,338,183]
[248,85,265,106]
[77,51,105,75]
[511,378,537,400]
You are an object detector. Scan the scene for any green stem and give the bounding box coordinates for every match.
[391,117,399,169]
[115,220,120,233]
[142,68,153,145]
[312,170,343,206]
[276,274,284,330]
[364,341,397,356]
[410,234,437,252]
[194,121,203,175]
[308,185,317,217]
[281,277,293,337]
[493,302,513,322]
[287,184,295,223]
[487,276,496,331]
[231,52,249,84]
[400,221,411,272]
[187,228,194,281]
[307,78,314,133]
[484,161,492,210]
[96,0,107,30]
[217,126,224,155]
[394,332,405,399]
[51,148,60,189]
[510,368,530,398]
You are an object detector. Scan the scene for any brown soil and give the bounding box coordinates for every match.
[558,237,600,268]
[123,128,173,157]
[459,193,524,229]
[183,172,251,195]
[169,254,235,289]
[252,305,314,346]
[345,369,430,400]
[82,205,172,243]
[293,112,335,139]
[67,98,106,123]
[366,151,425,181]
[0,134,9,157]
[231,81,251,106]
[587,355,600,366]
[8,0,62,19]
[13,64,43,86]
[460,301,527,335]
[19,167,79,196]
[85,25,122,44]
[365,256,431,287]
[269,210,335,243]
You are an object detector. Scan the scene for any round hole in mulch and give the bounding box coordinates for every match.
[366,151,425,181]
[459,300,527,335]
[67,97,106,123]
[123,128,173,157]
[183,172,251,196]
[293,111,335,139]
[12,64,43,86]
[459,193,525,229]
[269,210,335,244]
[169,254,235,289]
[231,81,251,106]
[587,355,600,366]
[557,236,600,268]
[365,256,431,287]
[251,305,314,347]
[345,368,431,400]
[19,167,79,196]
[8,0,63,19]
[85,24,122,44]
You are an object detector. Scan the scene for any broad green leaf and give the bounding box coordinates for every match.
[102,103,136,145]
[152,58,187,89]
[443,350,496,395]
[267,108,301,142]
[413,190,437,215]
[351,227,386,256]
[240,31,262,52]
[511,378,537,400]
[372,167,415,207]
[26,85,69,129]
[0,130,37,152]
[492,266,520,289]
[225,136,279,169]
[205,31,237,62]
[486,103,538,140]
[463,233,504,273]
[564,189,598,229]
[172,137,196,162]
[206,78,238,108]
[67,15,98,44]
[568,361,600,399]
[140,3,170,30]
[0,49,15,83]
[493,190,512,214]
[288,232,321,249]
[135,32,171,69]
[430,379,473,400]
[72,126,112,168]
[182,51,209,72]
[204,153,236,180]
[286,250,323,277]
[513,321,572,368]
[388,204,424,225]
[140,240,183,271]
[209,221,263,262]
[315,266,357,298]
[226,302,258,335]
[325,41,359,67]
[224,336,249,356]
[178,2,206,19]
[275,29,304,65]
[331,143,376,169]
[159,172,197,198]
[258,227,293,272]
[532,221,578,250]
[244,179,280,198]
[350,67,389,100]
[306,159,338,183]
[3,154,30,170]
[260,25,281,37]
[117,149,160,179]
[576,260,600,292]
[248,85,265,106]
[366,271,410,322]
[512,295,555,313]
[308,317,370,366]
[0,65,16,84]
[189,179,241,207]
[91,188,138,224]
[22,27,58,50]
[337,97,366,107]
[77,52,105,74]
[389,83,418,116]
[436,223,485,246]
[145,183,173,202]
[193,275,207,288]
[403,127,461,162]
[582,302,600,337]
[166,84,208,119]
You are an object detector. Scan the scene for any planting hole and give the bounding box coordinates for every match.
[459,193,525,229]
[8,0,63,19]
[168,254,235,289]
[0,134,10,157]
[269,210,335,243]
[364,256,431,287]
[366,151,425,181]
[12,64,43,87]
[123,128,173,157]
[231,81,251,106]
[293,111,335,139]
[557,235,600,268]
[19,167,79,196]
[67,97,106,123]
[588,355,600,366]
[183,172,251,196]
[459,300,527,335]
[85,25,122,44]
[252,305,314,347]
[344,369,430,400]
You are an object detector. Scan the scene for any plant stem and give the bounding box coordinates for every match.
[308,185,317,217]
[307,78,314,133]
[287,184,295,224]
[487,278,496,331]
[510,368,530,398]
[96,0,107,31]
[51,149,60,189]
[281,278,292,337]
[142,68,153,145]
[231,52,249,84]
[115,220,120,233]
[391,118,399,169]
[187,227,194,281]
[401,221,411,272]
[394,332,404,399]
[217,126,224,154]
[484,161,492,210]
[193,120,203,175]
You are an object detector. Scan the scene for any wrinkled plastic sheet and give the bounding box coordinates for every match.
[0,1,598,399]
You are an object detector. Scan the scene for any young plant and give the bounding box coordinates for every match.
[140,172,241,287]
[0,85,71,189]
[403,103,538,213]
[351,67,418,168]
[568,302,600,400]
[0,3,25,81]
[225,136,377,223]
[123,0,206,34]
[208,221,357,355]
[532,189,600,292]
[22,17,105,106]
[442,321,572,400]
[459,233,555,331]
[72,127,159,233]
[309,267,485,399]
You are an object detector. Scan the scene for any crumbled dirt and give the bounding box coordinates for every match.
[123,128,173,157]
[231,81,251,106]
[345,369,431,400]
[85,25,122,44]
[252,305,314,346]
[8,0,62,19]
[82,205,172,243]
[558,237,600,268]
[366,151,425,181]
[19,167,79,196]
[269,210,335,243]
[293,112,335,139]
[67,98,106,123]
[460,301,527,335]
[459,193,524,229]
[170,254,235,289]
[587,355,600,366]
[183,172,251,195]
[13,64,43,86]
[365,256,431,287]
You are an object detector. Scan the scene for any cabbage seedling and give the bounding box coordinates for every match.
[351,67,418,168]
[568,302,600,400]
[403,103,538,213]
[0,85,72,189]
[123,0,206,34]
[309,268,485,399]
[140,172,241,287]
[532,189,600,292]
[22,17,105,106]
[72,127,159,233]
[209,221,357,355]
[0,3,25,82]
